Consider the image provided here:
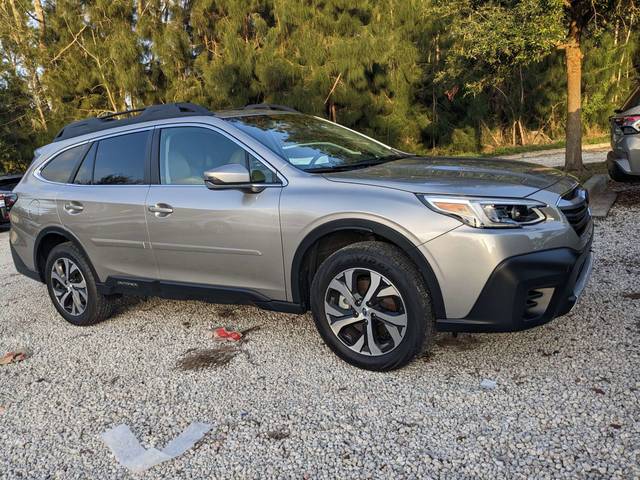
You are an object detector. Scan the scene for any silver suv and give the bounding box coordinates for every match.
[608,85,640,181]
[10,103,593,370]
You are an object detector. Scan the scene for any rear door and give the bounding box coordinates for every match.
[54,129,157,280]
[144,125,286,300]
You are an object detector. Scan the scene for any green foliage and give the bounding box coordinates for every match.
[450,127,479,153]
[0,0,638,171]
[436,0,565,92]
[0,71,37,173]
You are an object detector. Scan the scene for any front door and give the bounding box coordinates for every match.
[145,126,285,300]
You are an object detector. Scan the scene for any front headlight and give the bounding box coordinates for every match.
[419,195,547,228]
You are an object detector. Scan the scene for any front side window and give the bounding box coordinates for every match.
[159,127,276,185]
[94,131,149,185]
[40,143,91,183]
[228,114,404,172]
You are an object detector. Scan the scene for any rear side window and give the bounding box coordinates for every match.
[94,131,149,185]
[40,144,90,183]
[72,143,96,185]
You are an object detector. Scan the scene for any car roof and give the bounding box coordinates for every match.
[215,108,299,119]
[52,103,300,143]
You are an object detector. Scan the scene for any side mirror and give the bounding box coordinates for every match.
[203,164,264,193]
[204,164,251,186]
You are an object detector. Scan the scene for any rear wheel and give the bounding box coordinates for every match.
[45,242,114,326]
[608,160,637,182]
[310,241,434,371]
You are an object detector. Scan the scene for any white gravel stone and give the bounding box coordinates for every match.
[0,181,639,479]
[480,379,497,390]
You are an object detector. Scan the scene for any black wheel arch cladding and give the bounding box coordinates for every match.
[291,218,445,319]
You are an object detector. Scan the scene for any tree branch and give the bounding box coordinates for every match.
[324,72,342,104]
[50,25,87,63]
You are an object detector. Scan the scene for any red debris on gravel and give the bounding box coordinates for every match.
[211,327,243,342]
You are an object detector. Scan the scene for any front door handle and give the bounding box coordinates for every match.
[148,203,174,217]
[64,201,84,214]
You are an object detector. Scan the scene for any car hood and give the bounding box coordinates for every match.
[323,156,574,198]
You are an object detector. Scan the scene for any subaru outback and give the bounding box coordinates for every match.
[9,103,593,370]
[608,84,640,181]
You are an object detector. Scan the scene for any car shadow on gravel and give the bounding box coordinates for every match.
[434,333,484,351]
[110,295,150,316]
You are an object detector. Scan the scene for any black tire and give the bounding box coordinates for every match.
[45,242,114,326]
[310,241,434,371]
[608,160,637,182]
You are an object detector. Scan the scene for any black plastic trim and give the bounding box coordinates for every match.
[98,276,305,314]
[10,243,41,282]
[150,128,160,184]
[290,219,446,319]
[143,128,154,185]
[437,239,593,333]
[33,226,101,283]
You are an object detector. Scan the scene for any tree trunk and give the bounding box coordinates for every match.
[33,0,46,51]
[564,20,583,171]
[7,0,47,130]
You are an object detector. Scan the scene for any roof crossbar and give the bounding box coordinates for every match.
[243,103,299,113]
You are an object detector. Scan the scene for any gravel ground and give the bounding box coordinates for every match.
[500,144,609,167]
[1,183,639,479]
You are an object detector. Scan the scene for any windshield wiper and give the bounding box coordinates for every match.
[305,153,414,173]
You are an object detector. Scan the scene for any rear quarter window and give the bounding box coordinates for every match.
[40,144,91,183]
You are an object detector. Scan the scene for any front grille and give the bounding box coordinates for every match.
[558,186,591,236]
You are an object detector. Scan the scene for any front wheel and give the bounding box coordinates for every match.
[310,241,434,371]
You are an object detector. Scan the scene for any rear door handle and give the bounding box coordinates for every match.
[148,203,174,217]
[64,201,84,214]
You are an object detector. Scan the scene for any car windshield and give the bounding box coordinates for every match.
[227,114,407,172]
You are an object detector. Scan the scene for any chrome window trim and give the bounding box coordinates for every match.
[33,120,288,187]
[33,126,155,187]
[154,122,288,187]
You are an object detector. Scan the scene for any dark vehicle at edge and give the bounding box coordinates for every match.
[0,174,21,223]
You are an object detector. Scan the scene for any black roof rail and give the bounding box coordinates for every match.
[243,103,299,113]
[53,102,214,142]
[97,107,147,120]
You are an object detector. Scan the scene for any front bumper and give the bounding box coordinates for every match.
[436,234,593,333]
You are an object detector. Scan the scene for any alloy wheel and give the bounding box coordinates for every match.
[324,268,407,356]
[50,258,88,316]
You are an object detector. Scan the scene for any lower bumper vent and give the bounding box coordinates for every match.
[524,288,554,320]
